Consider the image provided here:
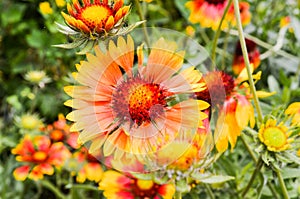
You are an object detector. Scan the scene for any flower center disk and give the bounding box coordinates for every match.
[80,5,112,30]
[263,127,287,148]
[112,77,167,126]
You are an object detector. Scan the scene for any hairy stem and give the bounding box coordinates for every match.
[133,0,150,48]
[232,0,263,123]
[242,156,263,197]
[211,0,232,65]
[275,168,290,199]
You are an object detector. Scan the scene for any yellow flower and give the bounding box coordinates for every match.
[186,25,196,37]
[39,2,53,15]
[24,70,51,85]
[55,0,66,7]
[285,102,300,126]
[20,114,42,130]
[258,119,293,152]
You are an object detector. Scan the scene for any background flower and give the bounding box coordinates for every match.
[185,0,251,30]
[99,170,175,199]
[12,135,71,181]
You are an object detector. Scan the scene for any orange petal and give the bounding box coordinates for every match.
[108,36,134,73]
[13,165,30,181]
[113,0,124,12]
[105,15,115,30]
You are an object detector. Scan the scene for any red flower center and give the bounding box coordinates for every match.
[205,0,226,5]
[196,71,234,105]
[132,179,161,198]
[112,76,167,126]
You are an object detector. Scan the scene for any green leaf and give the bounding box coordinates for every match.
[199,175,235,184]
[6,95,22,111]
[131,173,153,180]
[176,179,191,193]
[76,40,97,55]
[53,38,87,49]
[26,29,49,48]
[174,0,190,20]
[1,3,26,27]
[281,168,300,179]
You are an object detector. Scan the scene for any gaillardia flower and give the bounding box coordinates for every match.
[197,71,255,152]
[99,170,175,199]
[12,135,71,181]
[65,35,208,165]
[258,119,293,152]
[56,0,144,53]
[232,39,260,75]
[185,0,251,30]
[61,0,129,37]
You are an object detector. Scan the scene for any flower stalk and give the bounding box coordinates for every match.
[174,190,182,199]
[275,167,290,199]
[133,0,150,48]
[41,180,67,199]
[232,0,263,123]
[211,0,232,65]
[241,156,263,197]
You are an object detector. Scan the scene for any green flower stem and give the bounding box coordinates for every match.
[174,190,182,199]
[211,0,232,65]
[133,0,150,48]
[232,0,263,123]
[241,134,279,198]
[240,133,257,161]
[204,184,215,199]
[70,184,100,191]
[275,168,290,199]
[242,156,263,197]
[41,179,67,199]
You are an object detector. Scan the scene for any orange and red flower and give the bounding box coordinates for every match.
[99,170,175,199]
[186,0,251,30]
[61,0,130,37]
[232,39,261,75]
[65,35,208,162]
[43,114,79,149]
[12,135,71,181]
[197,71,255,152]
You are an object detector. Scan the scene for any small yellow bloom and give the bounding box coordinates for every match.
[25,71,46,83]
[55,0,66,7]
[39,2,53,15]
[20,114,42,130]
[258,119,292,152]
[186,25,195,37]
